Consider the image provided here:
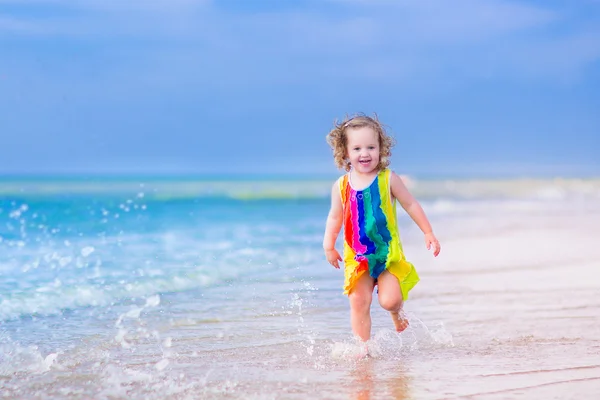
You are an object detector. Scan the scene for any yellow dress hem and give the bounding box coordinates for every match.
[343,260,420,300]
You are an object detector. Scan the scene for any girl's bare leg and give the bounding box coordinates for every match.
[376,271,409,332]
[348,273,375,341]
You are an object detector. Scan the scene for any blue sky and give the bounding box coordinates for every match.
[1,0,599,177]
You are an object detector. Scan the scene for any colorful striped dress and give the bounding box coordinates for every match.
[339,168,420,299]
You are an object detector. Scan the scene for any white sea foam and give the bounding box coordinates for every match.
[0,222,321,321]
[2,177,599,200]
[0,334,58,376]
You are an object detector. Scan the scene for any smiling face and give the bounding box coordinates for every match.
[345,126,381,175]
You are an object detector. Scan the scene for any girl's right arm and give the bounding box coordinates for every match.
[323,181,343,269]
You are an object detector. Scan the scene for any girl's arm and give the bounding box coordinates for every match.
[390,172,441,257]
[323,181,343,268]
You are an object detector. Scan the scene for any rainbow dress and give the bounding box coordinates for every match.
[339,168,420,299]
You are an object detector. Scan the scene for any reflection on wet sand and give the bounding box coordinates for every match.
[350,359,411,400]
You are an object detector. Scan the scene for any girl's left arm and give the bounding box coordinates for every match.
[390,172,441,257]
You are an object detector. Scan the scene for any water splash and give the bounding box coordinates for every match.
[0,334,59,376]
[330,312,454,362]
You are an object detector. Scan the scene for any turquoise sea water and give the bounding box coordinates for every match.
[1,176,600,399]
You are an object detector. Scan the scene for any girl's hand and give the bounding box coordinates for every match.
[325,248,342,269]
[425,232,441,257]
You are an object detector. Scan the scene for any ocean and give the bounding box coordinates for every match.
[1,176,599,399]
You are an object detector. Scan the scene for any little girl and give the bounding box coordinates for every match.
[323,114,441,342]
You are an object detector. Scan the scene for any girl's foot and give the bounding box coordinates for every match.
[354,341,369,360]
[391,311,409,333]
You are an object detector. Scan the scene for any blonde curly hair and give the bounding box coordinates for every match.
[325,113,395,172]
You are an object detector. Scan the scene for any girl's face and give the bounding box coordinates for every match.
[345,126,380,174]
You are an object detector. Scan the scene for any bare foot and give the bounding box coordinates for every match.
[355,342,370,360]
[390,311,409,333]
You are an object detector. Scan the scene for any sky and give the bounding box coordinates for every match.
[0,0,599,178]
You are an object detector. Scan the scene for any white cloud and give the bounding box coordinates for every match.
[0,0,598,89]
[0,0,212,36]
[483,28,600,81]
[0,0,556,40]
[342,0,557,43]
[0,14,48,34]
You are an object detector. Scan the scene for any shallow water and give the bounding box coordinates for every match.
[1,177,599,399]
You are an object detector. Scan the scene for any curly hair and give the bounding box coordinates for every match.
[325,113,396,172]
